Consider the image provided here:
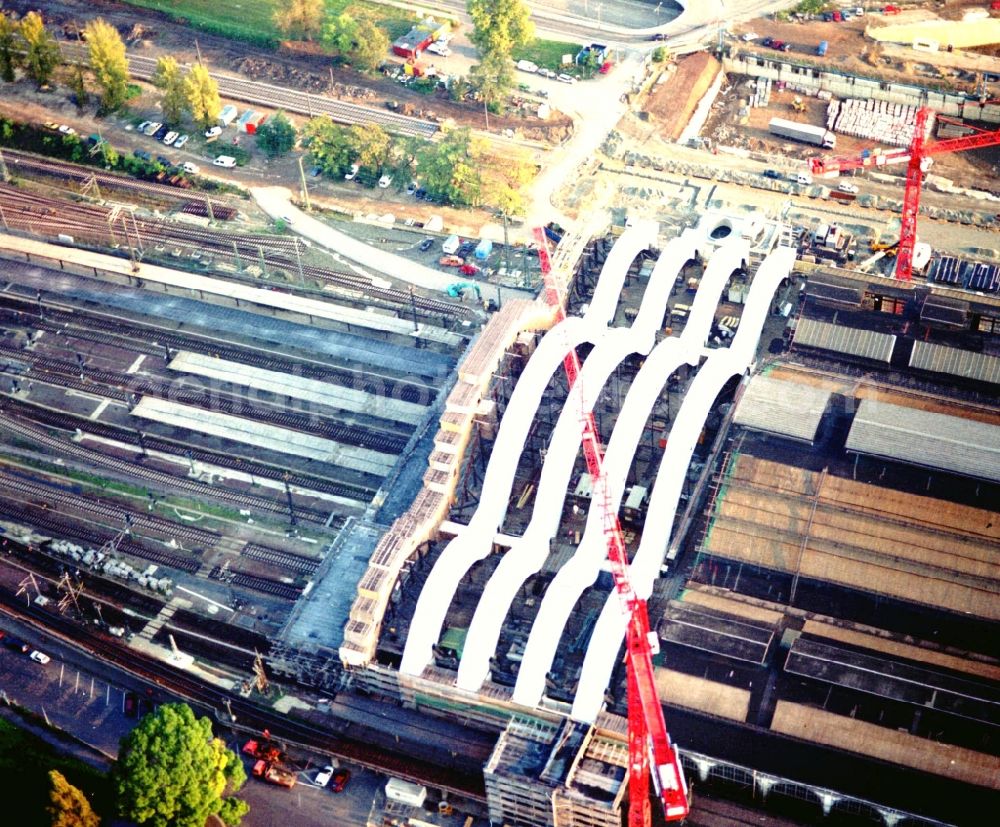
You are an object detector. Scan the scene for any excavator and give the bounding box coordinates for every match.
[445,282,481,300]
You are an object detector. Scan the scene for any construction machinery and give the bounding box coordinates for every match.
[809,108,1000,280]
[533,226,689,826]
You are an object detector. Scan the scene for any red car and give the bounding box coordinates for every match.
[459,263,480,276]
[882,4,900,13]
[331,768,351,793]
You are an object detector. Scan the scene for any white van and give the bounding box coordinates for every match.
[441,234,461,255]
[213,155,237,168]
[795,172,813,186]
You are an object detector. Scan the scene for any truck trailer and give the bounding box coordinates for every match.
[769,117,836,148]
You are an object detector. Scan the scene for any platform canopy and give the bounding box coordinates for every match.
[793,317,896,363]
[845,399,1000,483]
[733,374,832,443]
[909,341,1000,386]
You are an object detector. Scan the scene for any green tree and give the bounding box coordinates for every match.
[416,126,480,205]
[466,0,532,109]
[19,11,61,88]
[85,18,129,112]
[151,56,188,125]
[478,143,533,215]
[114,703,247,827]
[303,116,357,174]
[47,770,100,827]
[350,122,391,179]
[467,0,534,56]
[185,64,222,130]
[273,0,325,42]
[0,12,20,83]
[470,50,514,113]
[256,111,297,157]
[322,12,389,72]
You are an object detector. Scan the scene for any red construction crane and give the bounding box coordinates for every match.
[533,227,689,826]
[809,107,1000,281]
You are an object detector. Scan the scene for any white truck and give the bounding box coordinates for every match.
[768,117,836,148]
[385,777,427,808]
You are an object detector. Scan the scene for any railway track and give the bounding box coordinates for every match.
[1,149,237,207]
[0,408,359,520]
[0,341,410,454]
[0,183,475,321]
[58,45,439,140]
[241,542,320,575]
[0,499,202,573]
[0,290,439,401]
[0,466,219,547]
[209,566,303,601]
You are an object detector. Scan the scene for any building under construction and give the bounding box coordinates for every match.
[327,214,998,827]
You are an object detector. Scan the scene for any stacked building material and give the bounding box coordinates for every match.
[750,77,772,108]
[826,98,935,147]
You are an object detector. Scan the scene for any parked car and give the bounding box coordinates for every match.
[173,134,189,149]
[378,174,393,188]
[137,120,152,133]
[414,187,427,200]
[162,131,179,145]
[650,33,668,41]
[426,42,451,57]
[331,768,351,793]
[439,255,464,267]
[133,149,151,162]
[156,155,171,167]
[838,181,859,194]
[29,650,50,664]
[418,238,435,252]
[741,32,758,42]
[762,169,782,179]
[314,765,334,787]
[457,241,477,257]
[406,181,418,195]
[57,124,76,135]
[459,263,480,276]
[153,125,170,140]
[309,165,322,178]
[770,40,786,50]
[204,126,222,139]
[143,122,162,136]
[762,37,774,47]
[181,161,200,174]
[882,4,900,14]
[213,155,237,168]
[556,73,577,84]
[344,163,359,181]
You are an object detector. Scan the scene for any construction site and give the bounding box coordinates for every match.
[330,188,999,824]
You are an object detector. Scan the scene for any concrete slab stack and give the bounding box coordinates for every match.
[827,98,935,147]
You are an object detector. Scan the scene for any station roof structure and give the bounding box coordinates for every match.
[920,294,969,327]
[908,341,1000,386]
[845,399,1000,483]
[168,350,428,425]
[657,601,775,665]
[786,636,1000,728]
[804,278,864,308]
[733,374,832,443]
[793,317,896,363]
[131,396,397,477]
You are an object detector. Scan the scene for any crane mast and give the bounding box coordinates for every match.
[533,227,690,825]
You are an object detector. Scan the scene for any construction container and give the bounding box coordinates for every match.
[218,105,238,127]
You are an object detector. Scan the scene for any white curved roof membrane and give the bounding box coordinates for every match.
[455,234,703,691]
[511,238,749,707]
[400,223,659,677]
[571,246,796,721]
